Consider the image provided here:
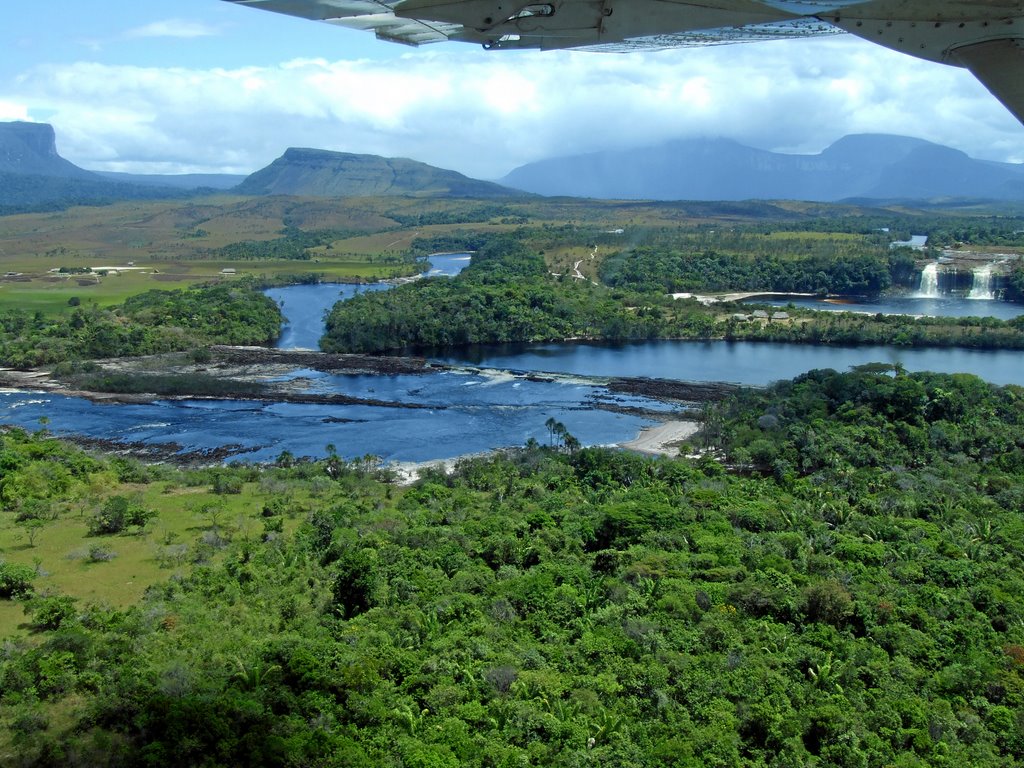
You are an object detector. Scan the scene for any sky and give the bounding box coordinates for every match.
[4,0,1023,180]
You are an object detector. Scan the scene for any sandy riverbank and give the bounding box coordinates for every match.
[387,452,494,485]
[388,419,701,484]
[619,420,699,457]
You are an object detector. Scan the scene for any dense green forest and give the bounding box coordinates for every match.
[0,283,281,368]
[741,213,1024,246]
[202,227,372,262]
[322,233,1024,354]
[2,369,1024,765]
[0,172,191,215]
[575,214,1024,297]
[599,246,912,295]
[322,236,704,353]
[724,309,1024,348]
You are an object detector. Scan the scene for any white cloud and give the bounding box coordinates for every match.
[3,35,1021,179]
[0,101,30,122]
[125,19,219,39]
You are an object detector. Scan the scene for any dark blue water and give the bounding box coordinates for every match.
[266,254,471,350]
[266,283,390,350]
[1,254,662,462]
[436,340,1024,387]
[0,372,657,463]
[757,295,1023,320]
[6,266,1022,463]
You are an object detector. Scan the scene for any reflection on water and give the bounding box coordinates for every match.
[5,266,1022,463]
[266,254,472,350]
[435,340,1024,387]
[757,295,1023,321]
[0,372,660,463]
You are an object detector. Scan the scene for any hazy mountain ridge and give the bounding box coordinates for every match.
[96,171,245,190]
[234,147,519,198]
[4,121,1023,210]
[500,134,1024,202]
[0,122,196,211]
[0,122,99,180]
[0,122,521,210]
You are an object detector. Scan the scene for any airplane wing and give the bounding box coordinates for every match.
[948,39,1024,125]
[223,0,1024,124]
[222,0,837,49]
[224,1,461,46]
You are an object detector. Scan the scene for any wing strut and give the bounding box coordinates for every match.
[950,39,1024,125]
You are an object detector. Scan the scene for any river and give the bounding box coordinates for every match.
[0,255,659,463]
[2,264,1022,462]
[434,340,1024,387]
[758,294,1023,320]
[265,254,472,350]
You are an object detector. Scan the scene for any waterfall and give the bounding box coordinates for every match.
[917,262,940,298]
[968,264,995,300]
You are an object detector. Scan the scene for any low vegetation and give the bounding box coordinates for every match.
[600,243,911,295]
[0,283,281,368]
[323,232,1024,354]
[1,369,1023,766]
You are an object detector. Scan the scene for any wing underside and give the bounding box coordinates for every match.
[223,0,839,49]
[949,39,1024,126]
[573,18,841,53]
[226,0,459,46]
[224,0,1024,124]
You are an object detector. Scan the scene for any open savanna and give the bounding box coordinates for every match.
[0,196,428,313]
[0,463,329,638]
[0,193,951,316]
[544,243,610,282]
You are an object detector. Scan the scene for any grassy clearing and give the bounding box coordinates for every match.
[0,256,415,314]
[0,197,549,313]
[0,470,328,637]
[762,231,864,242]
[544,244,607,281]
[0,198,420,315]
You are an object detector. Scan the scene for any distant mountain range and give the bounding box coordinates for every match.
[0,122,96,179]
[95,171,244,190]
[499,134,1024,202]
[4,120,1024,211]
[0,122,219,211]
[235,147,515,198]
[0,122,517,211]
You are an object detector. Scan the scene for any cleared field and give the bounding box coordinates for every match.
[0,196,588,313]
[6,193,1004,316]
[762,231,864,242]
[0,197,431,313]
[0,471,315,637]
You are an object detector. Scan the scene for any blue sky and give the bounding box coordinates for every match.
[6,0,396,73]
[4,0,1021,178]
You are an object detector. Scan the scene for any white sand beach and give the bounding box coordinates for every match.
[619,420,699,457]
[387,420,700,484]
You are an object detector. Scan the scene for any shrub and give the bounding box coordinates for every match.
[0,561,35,598]
[212,473,244,495]
[111,457,151,484]
[87,545,117,563]
[87,495,154,535]
[23,594,77,631]
[262,498,287,517]
[10,707,48,734]
[189,345,213,363]
[803,579,854,627]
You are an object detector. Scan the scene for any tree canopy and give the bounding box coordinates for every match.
[2,369,1024,766]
